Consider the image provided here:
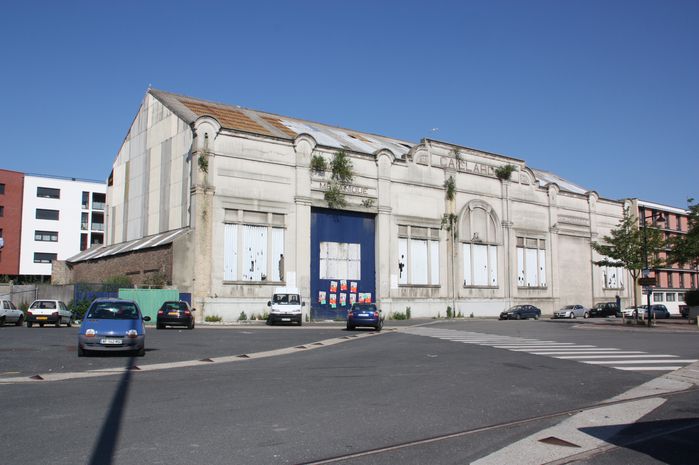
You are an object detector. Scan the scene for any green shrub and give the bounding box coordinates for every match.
[391,312,407,320]
[238,311,248,321]
[205,314,222,323]
[446,306,452,319]
[310,154,328,173]
[69,299,92,320]
[495,164,516,180]
[102,275,133,292]
[405,307,411,319]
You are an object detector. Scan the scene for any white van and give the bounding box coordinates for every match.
[267,287,304,326]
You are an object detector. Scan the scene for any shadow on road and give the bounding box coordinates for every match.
[87,357,136,465]
[580,418,699,464]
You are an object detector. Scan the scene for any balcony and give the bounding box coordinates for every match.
[92,201,105,211]
[91,222,105,232]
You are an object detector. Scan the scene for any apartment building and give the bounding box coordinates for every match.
[0,169,25,278]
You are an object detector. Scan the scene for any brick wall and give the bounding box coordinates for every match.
[65,246,173,285]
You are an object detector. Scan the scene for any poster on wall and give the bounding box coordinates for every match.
[318,291,326,305]
[329,294,337,308]
[340,293,347,306]
[340,280,347,291]
[330,281,338,293]
[349,293,356,305]
[350,282,357,293]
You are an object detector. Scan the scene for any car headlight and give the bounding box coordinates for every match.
[85,328,96,337]
[127,329,138,338]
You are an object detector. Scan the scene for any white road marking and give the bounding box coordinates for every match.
[555,354,677,359]
[585,359,698,365]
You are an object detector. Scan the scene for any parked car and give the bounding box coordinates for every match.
[0,299,24,326]
[347,303,383,331]
[499,305,541,320]
[26,299,73,328]
[589,302,618,318]
[623,304,671,319]
[553,304,589,319]
[78,298,151,357]
[156,301,195,329]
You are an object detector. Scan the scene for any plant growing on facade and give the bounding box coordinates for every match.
[205,314,222,322]
[324,150,354,208]
[444,176,456,201]
[198,153,209,173]
[495,164,516,181]
[441,213,458,234]
[142,272,167,288]
[361,198,375,208]
[310,154,328,174]
[591,207,666,314]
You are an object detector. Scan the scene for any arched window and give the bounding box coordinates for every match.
[460,202,499,287]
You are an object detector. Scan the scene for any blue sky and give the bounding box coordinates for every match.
[1,0,697,208]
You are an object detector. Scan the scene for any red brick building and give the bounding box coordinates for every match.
[0,169,24,278]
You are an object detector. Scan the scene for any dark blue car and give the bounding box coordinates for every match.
[347,303,383,331]
[78,298,151,357]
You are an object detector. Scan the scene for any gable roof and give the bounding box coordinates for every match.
[149,88,414,159]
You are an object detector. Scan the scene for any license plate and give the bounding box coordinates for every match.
[37,316,48,320]
[100,338,123,345]
[281,318,290,321]
[359,313,369,317]
[168,312,179,316]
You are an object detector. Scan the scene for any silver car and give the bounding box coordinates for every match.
[553,304,589,319]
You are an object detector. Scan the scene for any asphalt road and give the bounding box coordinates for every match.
[1,319,698,464]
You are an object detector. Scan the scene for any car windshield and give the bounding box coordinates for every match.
[30,301,56,309]
[273,294,299,305]
[162,302,187,311]
[508,306,521,311]
[563,305,575,309]
[352,304,377,312]
[86,302,139,319]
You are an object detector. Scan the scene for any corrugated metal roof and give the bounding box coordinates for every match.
[530,168,590,195]
[149,89,413,159]
[67,228,189,263]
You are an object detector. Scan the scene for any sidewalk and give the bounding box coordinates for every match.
[562,316,699,333]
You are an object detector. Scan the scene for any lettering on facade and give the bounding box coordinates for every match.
[317,181,369,196]
[428,155,498,177]
[558,215,590,226]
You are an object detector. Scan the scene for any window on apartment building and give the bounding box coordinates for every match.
[82,191,89,209]
[36,209,59,220]
[676,214,682,232]
[666,293,676,302]
[678,292,686,303]
[35,230,58,242]
[0,183,5,194]
[516,237,546,287]
[667,271,674,288]
[600,264,624,289]
[80,233,88,251]
[654,293,664,302]
[223,211,285,282]
[0,205,4,217]
[92,192,106,210]
[398,225,439,286]
[81,212,88,230]
[37,187,60,199]
[33,252,57,263]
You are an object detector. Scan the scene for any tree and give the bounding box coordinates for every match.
[591,207,666,316]
[667,199,699,272]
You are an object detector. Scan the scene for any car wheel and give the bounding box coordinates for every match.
[39,323,44,328]
[583,312,589,319]
[26,321,32,328]
[0,316,5,326]
[77,346,85,357]
[15,315,24,326]
[375,322,382,331]
[188,320,195,329]
[534,313,540,320]
[156,323,163,329]
[55,318,61,328]
[570,313,576,319]
[298,319,303,326]
[137,347,145,357]
[67,317,72,327]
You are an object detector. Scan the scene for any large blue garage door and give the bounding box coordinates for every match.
[311,208,375,320]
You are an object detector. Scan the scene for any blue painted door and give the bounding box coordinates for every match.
[311,208,375,320]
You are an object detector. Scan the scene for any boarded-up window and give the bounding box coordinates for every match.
[319,241,361,280]
[601,264,624,289]
[516,236,546,287]
[463,244,497,287]
[222,211,285,282]
[397,225,439,286]
[223,224,238,281]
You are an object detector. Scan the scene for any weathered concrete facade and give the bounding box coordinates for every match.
[95,89,632,321]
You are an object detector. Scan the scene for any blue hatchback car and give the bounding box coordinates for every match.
[78,298,151,357]
[346,303,383,331]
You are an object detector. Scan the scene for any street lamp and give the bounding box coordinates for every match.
[640,207,665,327]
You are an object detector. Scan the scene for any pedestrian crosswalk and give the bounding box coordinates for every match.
[403,327,696,372]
